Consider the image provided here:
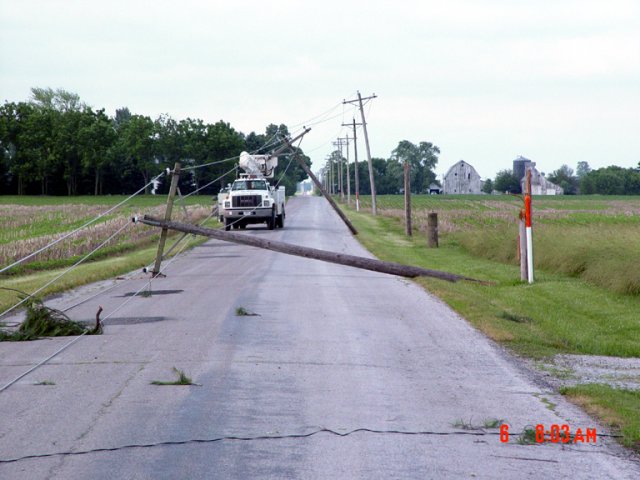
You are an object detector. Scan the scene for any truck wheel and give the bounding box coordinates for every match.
[276,208,284,228]
[267,208,275,230]
[224,217,231,231]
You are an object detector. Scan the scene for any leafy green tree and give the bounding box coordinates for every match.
[482,178,493,194]
[78,108,117,195]
[30,87,85,112]
[389,140,439,193]
[0,102,36,194]
[116,114,157,193]
[576,161,591,178]
[493,169,521,193]
[548,164,578,195]
[580,166,640,195]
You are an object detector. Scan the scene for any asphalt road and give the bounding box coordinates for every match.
[1,196,639,479]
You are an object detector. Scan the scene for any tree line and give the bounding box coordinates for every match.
[485,161,640,195]
[322,139,440,195]
[0,88,310,196]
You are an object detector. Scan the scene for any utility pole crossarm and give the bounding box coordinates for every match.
[344,91,377,215]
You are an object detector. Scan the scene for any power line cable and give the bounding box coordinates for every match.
[0,426,621,464]
[0,172,165,275]
[0,211,209,394]
[0,221,132,322]
[176,166,238,202]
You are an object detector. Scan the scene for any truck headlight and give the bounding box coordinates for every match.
[263,199,270,207]
[224,201,230,208]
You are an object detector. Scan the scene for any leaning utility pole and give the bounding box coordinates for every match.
[343,119,361,211]
[281,131,358,235]
[344,92,377,215]
[152,162,181,276]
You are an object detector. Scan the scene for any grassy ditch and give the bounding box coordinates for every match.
[561,384,640,450]
[345,197,640,449]
[358,195,640,296]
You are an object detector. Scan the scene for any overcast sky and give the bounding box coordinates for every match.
[1,0,638,180]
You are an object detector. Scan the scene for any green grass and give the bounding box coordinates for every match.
[0,231,210,315]
[347,209,640,358]
[0,195,217,314]
[355,194,640,296]
[560,384,640,450]
[151,367,198,386]
[346,199,640,452]
[0,194,212,207]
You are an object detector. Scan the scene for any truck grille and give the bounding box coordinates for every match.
[232,195,262,208]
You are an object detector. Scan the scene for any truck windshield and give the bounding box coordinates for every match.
[232,180,267,191]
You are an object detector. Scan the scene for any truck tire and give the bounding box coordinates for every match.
[267,208,275,230]
[276,207,285,228]
[224,217,231,231]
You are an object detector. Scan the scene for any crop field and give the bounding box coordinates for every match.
[356,195,640,295]
[0,195,214,312]
[0,195,212,270]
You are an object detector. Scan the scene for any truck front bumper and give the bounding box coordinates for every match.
[224,207,272,219]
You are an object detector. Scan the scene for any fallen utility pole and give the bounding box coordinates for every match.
[281,132,358,235]
[139,216,483,283]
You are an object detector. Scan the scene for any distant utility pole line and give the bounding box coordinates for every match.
[344,91,377,215]
[343,119,361,211]
[338,136,352,205]
[333,138,348,201]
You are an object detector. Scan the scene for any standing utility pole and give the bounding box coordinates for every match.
[282,132,358,235]
[339,136,352,205]
[333,138,348,201]
[343,119,361,211]
[344,92,377,215]
[404,160,412,236]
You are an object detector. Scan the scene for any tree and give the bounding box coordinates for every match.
[580,166,640,195]
[547,164,578,195]
[30,87,85,112]
[576,161,591,178]
[0,101,36,194]
[493,170,521,193]
[482,178,493,194]
[390,140,439,193]
[78,108,117,195]
[116,114,157,193]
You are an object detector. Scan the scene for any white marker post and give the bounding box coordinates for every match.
[524,169,534,284]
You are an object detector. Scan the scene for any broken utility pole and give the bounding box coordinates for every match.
[139,216,483,284]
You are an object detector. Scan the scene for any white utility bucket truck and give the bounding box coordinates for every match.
[219,152,286,231]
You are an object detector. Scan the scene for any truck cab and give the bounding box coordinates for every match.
[221,174,285,230]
